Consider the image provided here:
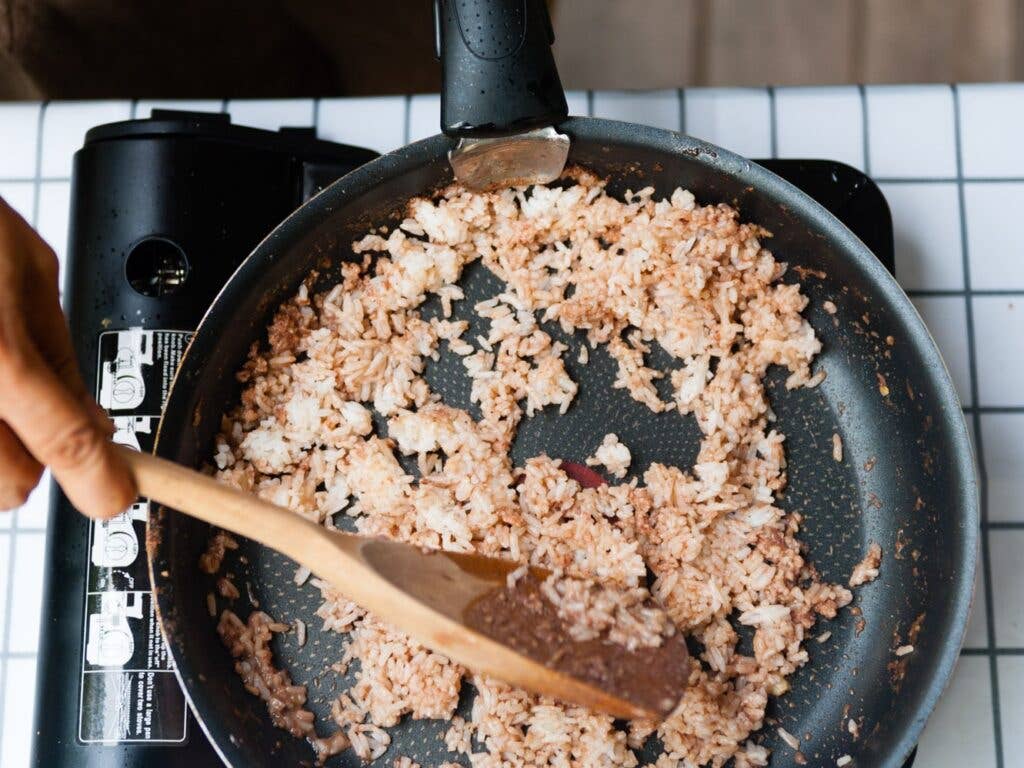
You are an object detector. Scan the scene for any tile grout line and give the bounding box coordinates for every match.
[767,86,778,158]
[586,90,594,118]
[677,88,686,135]
[2,651,43,660]
[952,83,1005,768]
[0,176,70,183]
[963,647,1024,656]
[859,84,871,177]
[876,177,1024,184]
[403,94,411,145]
[0,99,48,757]
[312,98,320,137]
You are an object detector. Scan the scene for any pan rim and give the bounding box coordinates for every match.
[148,117,979,768]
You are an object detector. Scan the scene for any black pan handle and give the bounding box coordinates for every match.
[435,0,569,138]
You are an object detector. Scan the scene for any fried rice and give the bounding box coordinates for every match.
[208,170,866,767]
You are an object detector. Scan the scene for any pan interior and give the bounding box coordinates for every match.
[150,123,975,768]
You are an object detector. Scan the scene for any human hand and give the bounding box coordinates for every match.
[0,197,136,518]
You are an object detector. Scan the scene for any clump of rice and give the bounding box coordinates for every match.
[199,531,237,574]
[849,542,883,587]
[540,571,674,650]
[586,433,632,479]
[217,610,350,760]
[206,171,866,767]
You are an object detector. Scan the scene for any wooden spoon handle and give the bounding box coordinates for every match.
[115,445,660,721]
[115,444,361,570]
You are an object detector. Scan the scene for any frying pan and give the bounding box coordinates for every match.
[148,1,978,766]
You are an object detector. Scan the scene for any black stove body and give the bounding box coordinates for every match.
[30,110,896,768]
[31,111,375,768]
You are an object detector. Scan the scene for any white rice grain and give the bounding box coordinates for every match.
[778,727,800,750]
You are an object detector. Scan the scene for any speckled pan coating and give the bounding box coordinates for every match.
[148,118,978,768]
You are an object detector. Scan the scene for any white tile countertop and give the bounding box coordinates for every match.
[0,85,1022,768]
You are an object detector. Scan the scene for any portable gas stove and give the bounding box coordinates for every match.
[30,110,899,768]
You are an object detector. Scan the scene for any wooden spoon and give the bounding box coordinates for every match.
[121,447,688,720]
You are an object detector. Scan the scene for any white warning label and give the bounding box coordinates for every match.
[79,329,191,744]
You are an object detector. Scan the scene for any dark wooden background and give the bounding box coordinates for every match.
[554,0,1023,88]
[1,0,1022,100]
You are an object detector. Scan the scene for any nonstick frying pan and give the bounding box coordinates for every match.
[148,2,978,766]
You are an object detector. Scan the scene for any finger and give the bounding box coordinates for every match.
[20,264,104,427]
[0,421,44,511]
[0,325,137,519]
[0,195,33,232]
[87,400,115,435]
[16,230,91,402]
[31,291,90,401]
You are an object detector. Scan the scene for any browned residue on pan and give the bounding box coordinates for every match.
[888,613,925,691]
[908,612,926,645]
[792,265,827,280]
[145,505,164,555]
[894,529,910,560]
